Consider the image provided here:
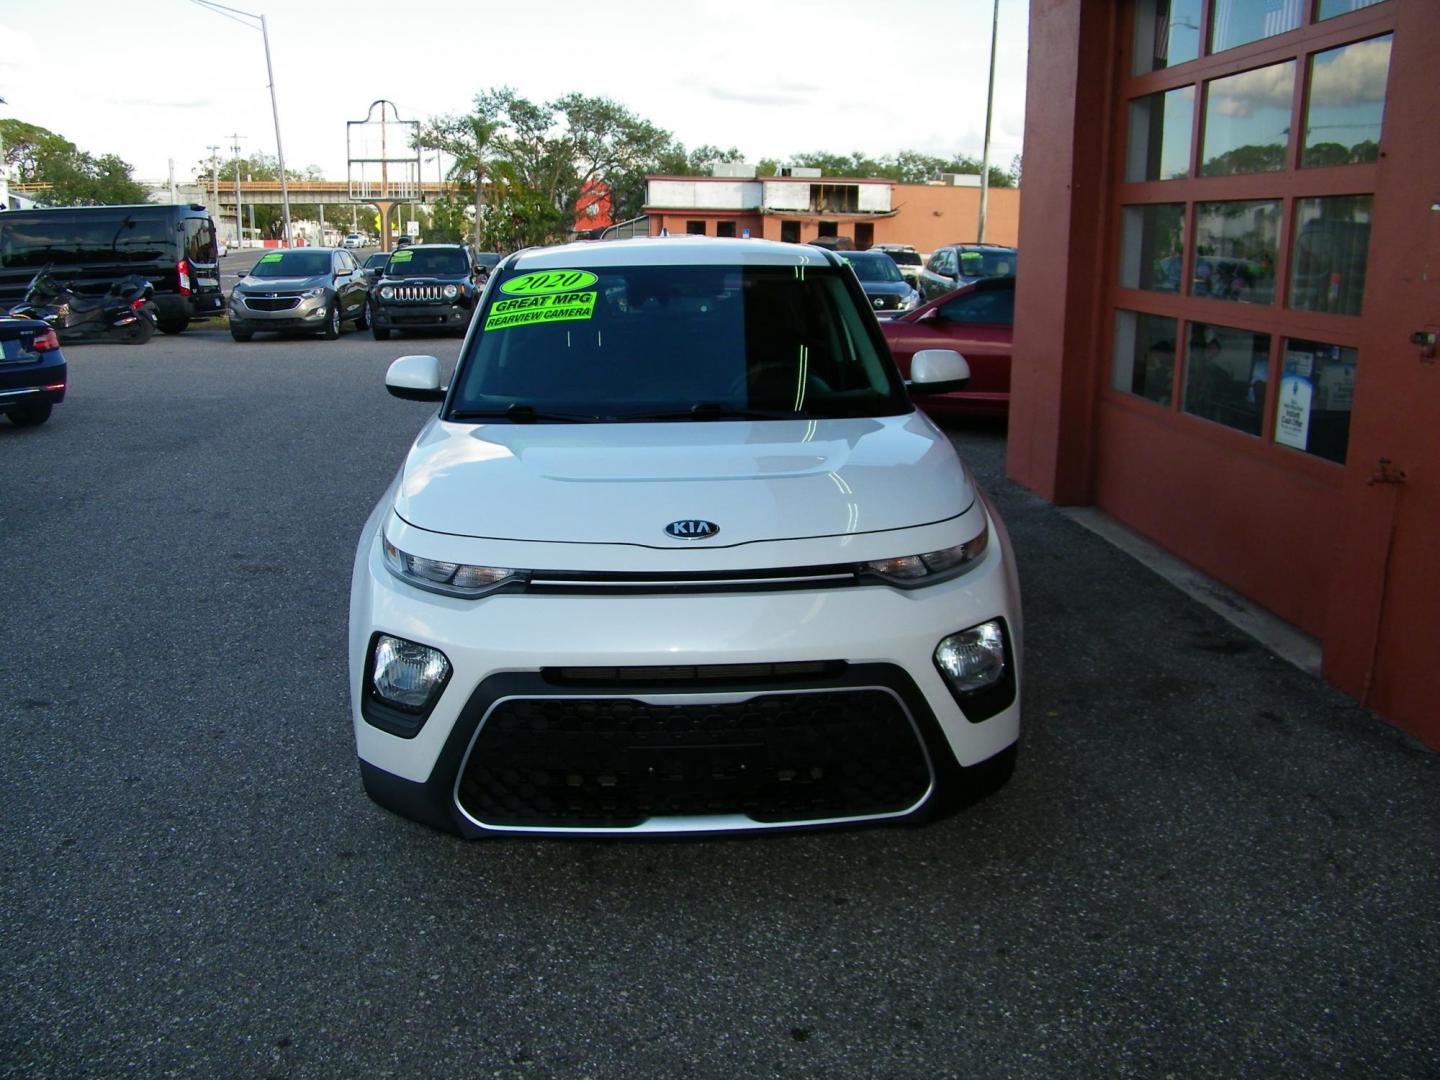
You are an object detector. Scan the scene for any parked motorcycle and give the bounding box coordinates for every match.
[8,266,159,345]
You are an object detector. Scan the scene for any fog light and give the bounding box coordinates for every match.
[371,634,451,711]
[935,621,1007,694]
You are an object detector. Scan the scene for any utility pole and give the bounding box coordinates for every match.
[258,13,293,246]
[229,134,245,249]
[206,143,222,228]
[977,0,1000,244]
[191,2,292,245]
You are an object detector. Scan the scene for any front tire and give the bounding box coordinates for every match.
[371,319,390,341]
[7,402,52,427]
[322,302,342,340]
[230,325,253,342]
[355,298,371,331]
[157,317,189,335]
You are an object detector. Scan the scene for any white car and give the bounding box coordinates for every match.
[342,233,365,249]
[349,237,1022,837]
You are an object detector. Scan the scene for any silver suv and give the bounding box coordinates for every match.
[228,248,372,341]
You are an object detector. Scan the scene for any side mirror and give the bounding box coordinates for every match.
[908,349,971,394]
[385,354,445,401]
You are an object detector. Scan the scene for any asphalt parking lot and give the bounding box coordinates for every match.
[2,321,1436,1078]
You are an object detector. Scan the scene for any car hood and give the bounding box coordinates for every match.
[393,413,974,547]
[235,275,329,292]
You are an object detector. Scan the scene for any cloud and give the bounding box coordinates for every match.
[1212,62,1295,119]
[694,81,822,108]
[1309,35,1391,108]
[110,97,217,110]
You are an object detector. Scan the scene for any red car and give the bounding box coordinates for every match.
[881,276,1014,418]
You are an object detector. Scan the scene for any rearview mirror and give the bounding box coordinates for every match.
[908,349,970,394]
[385,354,445,401]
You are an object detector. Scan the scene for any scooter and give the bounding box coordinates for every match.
[8,265,159,345]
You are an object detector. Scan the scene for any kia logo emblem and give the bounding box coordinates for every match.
[665,520,719,539]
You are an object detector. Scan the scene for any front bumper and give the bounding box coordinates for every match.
[372,301,471,332]
[228,292,329,332]
[349,499,1022,837]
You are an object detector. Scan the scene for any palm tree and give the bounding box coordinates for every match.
[421,112,499,249]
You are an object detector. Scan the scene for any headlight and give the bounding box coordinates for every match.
[443,284,459,299]
[302,287,326,299]
[935,620,1007,694]
[382,535,526,597]
[862,522,988,586]
[370,634,451,711]
[379,286,394,300]
[899,290,920,310]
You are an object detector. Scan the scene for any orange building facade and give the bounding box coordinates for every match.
[643,176,1019,252]
[1010,0,1440,747]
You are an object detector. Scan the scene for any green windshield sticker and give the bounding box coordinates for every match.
[389,250,413,263]
[485,291,597,331]
[500,270,598,297]
[258,253,283,264]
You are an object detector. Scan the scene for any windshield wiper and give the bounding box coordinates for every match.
[449,403,597,423]
[625,403,807,421]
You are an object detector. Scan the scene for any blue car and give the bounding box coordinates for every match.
[0,317,67,427]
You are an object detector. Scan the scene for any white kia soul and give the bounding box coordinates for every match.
[349,237,1022,836]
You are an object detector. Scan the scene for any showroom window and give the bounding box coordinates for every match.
[1112,0,1393,466]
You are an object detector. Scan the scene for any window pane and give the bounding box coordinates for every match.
[1289,195,1372,315]
[1132,0,1203,74]
[1303,35,1392,167]
[1275,338,1357,463]
[1120,204,1186,292]
[1193,201,1280,304]
[1183,322,1270,436]
[1318,0,1386,19]
[1210,0,1302,54]
[1126,86,1195,181]
[1201,62,1295,175]
[1112,310,1178,405]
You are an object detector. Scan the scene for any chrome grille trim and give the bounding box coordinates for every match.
[450,685,936,834]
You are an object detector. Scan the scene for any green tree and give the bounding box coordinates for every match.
[426,89,673,247]
[420,98,503,248]
[0,119,148,205]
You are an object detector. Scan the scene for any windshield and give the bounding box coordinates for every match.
[884,250,922,267]
[448,263,910,421]
[387,248,469,277]
[248,251,331,278]
[958,249,1018,278]
[0,212,173,268]
[840,253,905,283]
[364,253,390,270]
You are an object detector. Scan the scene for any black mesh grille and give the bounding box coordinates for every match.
[455,689,930,828]
[244,296,300,311]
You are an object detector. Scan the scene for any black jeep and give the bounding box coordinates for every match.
[370,244,483,339]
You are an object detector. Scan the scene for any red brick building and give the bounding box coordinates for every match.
[1011,0,1439,746]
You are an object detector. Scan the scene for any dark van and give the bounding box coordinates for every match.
[0,204,225,334]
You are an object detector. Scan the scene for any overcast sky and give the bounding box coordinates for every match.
[0,0,1029,183]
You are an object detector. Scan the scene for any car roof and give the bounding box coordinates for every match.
[511,237,837,270]
[943,243,1016,252]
